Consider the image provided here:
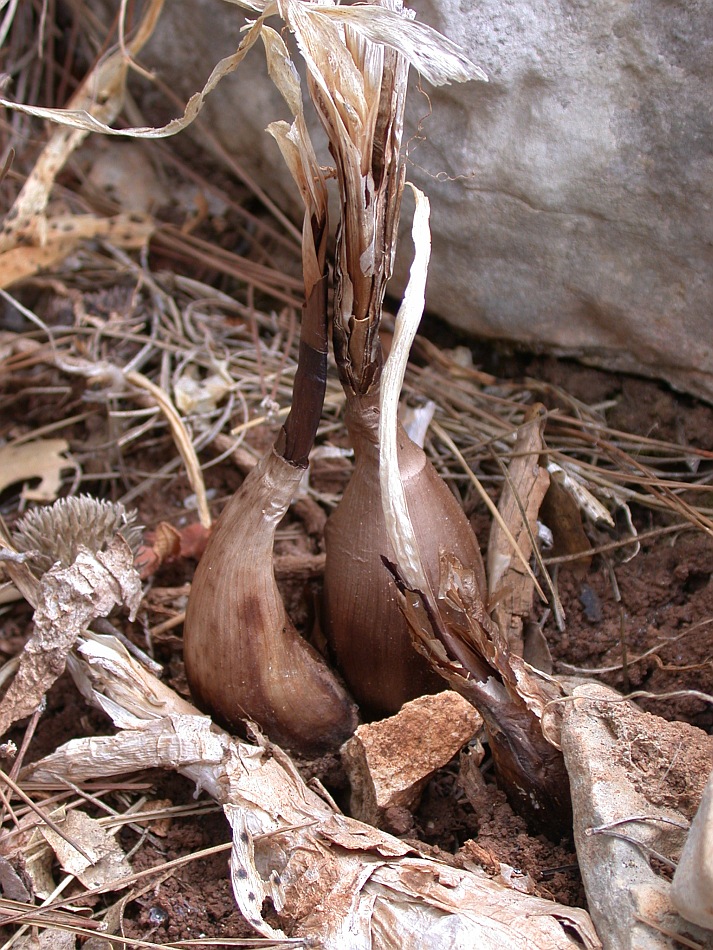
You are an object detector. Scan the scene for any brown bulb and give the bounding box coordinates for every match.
[323,394,486,718]
[184,449,358,755]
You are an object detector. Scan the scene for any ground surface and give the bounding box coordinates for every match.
[2,344,712,944]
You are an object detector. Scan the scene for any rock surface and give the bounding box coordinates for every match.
[340,691,482,828]
[123,0,712,400]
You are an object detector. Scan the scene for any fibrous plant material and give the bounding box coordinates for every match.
[183,0,489,747]
[485,404,555,660]
[314,0,488,716]
[0,0,491,749]
[183,13,358,754]
[0,496,142,736]
[12,495,142,577]
[0,0,164,288]
[21,631,600,949]
[378,192,571,834]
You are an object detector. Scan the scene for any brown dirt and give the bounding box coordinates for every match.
[2,352,712,944]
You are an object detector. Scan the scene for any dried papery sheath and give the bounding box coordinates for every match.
[316,1,488,716]
[377,210,571,832]
[0,500,142,737]
[183,449,357,753]
[23,632,600,948]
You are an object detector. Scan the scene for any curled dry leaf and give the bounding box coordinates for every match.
[135,521,210,579]
[0,213,154,289]
[23,633,600,949]
[0,6,268,145]
[312,2,488,84]
[378,194,571,834]
[560,683,713,950]
[0,537,141,737]
[486,404,551,655]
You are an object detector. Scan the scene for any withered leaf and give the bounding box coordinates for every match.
[0,439,74,502]
[23,633,599,949]
[0,537,141,737]
[39,808,132,890]
[487,405,550,655]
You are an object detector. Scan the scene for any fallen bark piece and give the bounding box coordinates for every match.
[560,683,713,950]
[672,767,713,930]
[341,691,483,827]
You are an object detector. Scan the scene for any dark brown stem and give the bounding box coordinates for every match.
[384,560,572,838]
[277,268,329,467]
[276,210,330,467]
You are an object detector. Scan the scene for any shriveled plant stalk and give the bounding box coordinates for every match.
[308,0,487,715]
[183,29,357,753]
[379,191,571,834]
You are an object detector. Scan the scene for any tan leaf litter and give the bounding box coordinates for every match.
[0,439,75,502]
[23,633,600,949]
[38,808,132,891]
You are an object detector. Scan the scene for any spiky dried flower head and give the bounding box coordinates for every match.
[12,495,143,576]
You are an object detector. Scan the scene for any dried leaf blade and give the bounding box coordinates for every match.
[0,537,141,736]
[39,809,133,890]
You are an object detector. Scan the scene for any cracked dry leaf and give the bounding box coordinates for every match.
[0,537,141,737]
[15,931,75,950]
[0,439,75,502]
[0,855,31,903]
[39,809,132,891]
[1,814,57,900]
[0,213,154,289]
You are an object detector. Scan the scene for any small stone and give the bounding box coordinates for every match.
[341,691,482,827]
[671,769,713,930]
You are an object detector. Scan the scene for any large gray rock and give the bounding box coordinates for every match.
[133,0,712,400]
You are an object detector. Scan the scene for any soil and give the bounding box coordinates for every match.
[2,344,712,945]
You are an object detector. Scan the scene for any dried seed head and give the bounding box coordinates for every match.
[12,495,142,576]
